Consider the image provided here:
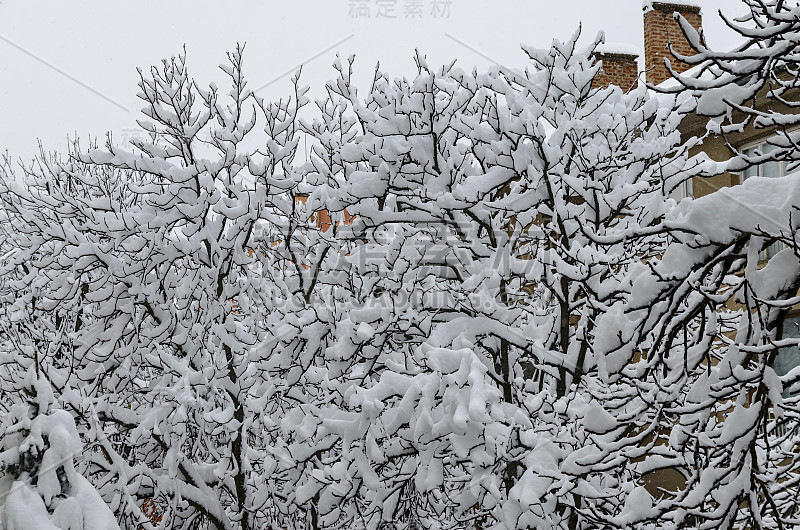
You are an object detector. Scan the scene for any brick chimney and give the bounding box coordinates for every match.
[643,1,702,85]
[593,44,640,91]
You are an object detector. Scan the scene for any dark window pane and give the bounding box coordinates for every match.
[776,316,800,396]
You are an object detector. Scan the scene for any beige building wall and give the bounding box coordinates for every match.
[682,91,797,198]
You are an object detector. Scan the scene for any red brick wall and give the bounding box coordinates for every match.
[593,53,639,91]
[644,2,702,85]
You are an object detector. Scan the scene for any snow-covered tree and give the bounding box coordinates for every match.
[288,29,727,528]
[590,1,800,526]
[0,46,362,529]
[6,2,800,527]
[0,33,718,529]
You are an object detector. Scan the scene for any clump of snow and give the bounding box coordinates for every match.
[620,486,655,524]
[582,401,618,434]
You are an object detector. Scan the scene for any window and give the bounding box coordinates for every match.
[669,178,693,201]
[775,315,800,397]
[756,315,800,436]
[741,141,788,260]
[742,141,787,181]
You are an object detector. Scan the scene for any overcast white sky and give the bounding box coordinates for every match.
[0,0,745,160]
